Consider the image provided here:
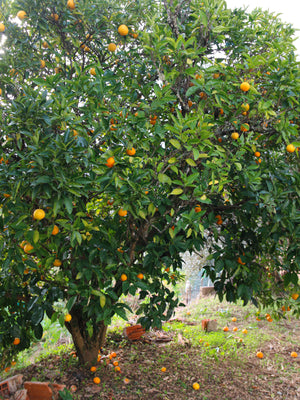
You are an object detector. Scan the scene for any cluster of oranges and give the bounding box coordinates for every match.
[215,214,223,225]
[90,350,125,385]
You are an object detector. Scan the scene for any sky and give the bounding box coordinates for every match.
[225,0,300,55]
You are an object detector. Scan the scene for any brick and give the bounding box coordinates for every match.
[24,382,52,400]
[14,389,29,400]
[0,375,23,394]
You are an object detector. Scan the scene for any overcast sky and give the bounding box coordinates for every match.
[226,0,300,55]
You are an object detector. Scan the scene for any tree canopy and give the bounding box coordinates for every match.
[0,0,299,368]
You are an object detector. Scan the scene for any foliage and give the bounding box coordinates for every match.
[0,0,299,367]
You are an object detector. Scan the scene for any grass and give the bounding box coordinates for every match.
[1,295,300,399]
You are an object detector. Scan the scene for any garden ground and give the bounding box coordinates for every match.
[2,295,300,400]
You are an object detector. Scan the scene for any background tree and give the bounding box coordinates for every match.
[0,0,299,368]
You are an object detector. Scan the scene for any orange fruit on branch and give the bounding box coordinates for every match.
[240,81,250,92]
[121,273,127,281]
[33,209,45,220]
[0,23,5,32]
[52,225,59,235]
[108,43,117,52]
[118,208,127,217]
[53,259,62,267]
[126,147,136,156]
[67,0,75,10]
[13,338,20,345]
[65,313,72,322]
[106,157,115,168]
[118,24,129,36]
[231,132,239,140]
[137,273,144,279]
[17,10,27,20]
[286,144,295,153]
[291,293,299,300]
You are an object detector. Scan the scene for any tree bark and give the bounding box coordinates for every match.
[65,306,107,366]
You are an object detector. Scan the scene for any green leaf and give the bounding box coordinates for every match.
[186,158,197,166]
[66,296,77,311]
[170,139,181,149]
[64,197,73,214]
[158,173,172,185]
[33,230,39,244]
[100,294,106,308]
[170,188,183,195]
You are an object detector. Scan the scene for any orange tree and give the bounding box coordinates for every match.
[0,0,299,367]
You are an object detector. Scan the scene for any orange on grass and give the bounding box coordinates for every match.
[108,43,117,52]
[233,327,238,332]
[161,367,166,372]
[231,317,237,322]
[126,147,136,156]
[223,326,229,332]
[118,208,127,217]
[137,273,144,280]
[53,259,62,267]
[93,377,101,384]
[67,0,75,10]
[17,10,27,20]
[121,273,127,282]
[52,225,59,235]
[118,24,129,36]
[240,81,250,92]
[113,361,119,366]
[231,132,239,140]
[115,366,121,372]
[90,366,97,372]
[192,382,200,390]
[110,352,117,358]
[256,351,264,359]
[13,338,20,345]
[242,329,248,334]
[65,313,72,322]
[291,293,299,300]
[106,157,115,168]
[33,209,45,220]
[291,352,298,358]
[254,151,261,157]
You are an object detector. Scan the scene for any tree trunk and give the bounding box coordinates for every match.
[65,307,107,366]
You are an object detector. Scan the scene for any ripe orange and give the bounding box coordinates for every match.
[118,208,127,217]
[93,377,101,384]
[188,100,193,107]
[241,103,250,111]
[114,366,121,372]
[286,144,295,153]
[52,225,59,235]
[24,243,34,254]
[242,329,248,334]
[217,137,222,143]
[51,13,59,21]
[240,82,250,92]
[0,23,5,32]
[53,259,62,267]
[17,10,27,20]
[256,351,264,359]
[241,123,249,132]
[231,317,237,322]
[126,147,136,156]
[194,205,202,213]
[90,68,96,76]
[121,273,127,281]
[213,73,220,79]
[118,24,129,36]
[111,352,117,358]
[33,209,45,220]
[223,326,229,332]
[237,257,245,265]
[65,313,72,322]
[192,382,200,390]
[161,367,166,372]
[108,43,117,52]
[231,132,239,140]
[113,361,119,366]
[13,338,20,345]
[42,41,49,49]
[291,352,298,358]
[90,366,97,372]
[67,0,76,10]
[254,151,261,157]
[137,273,144,280]
[291,293,299,300]
[106,157,115,168]
[40,60,46,68]
[233,327,238,332]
